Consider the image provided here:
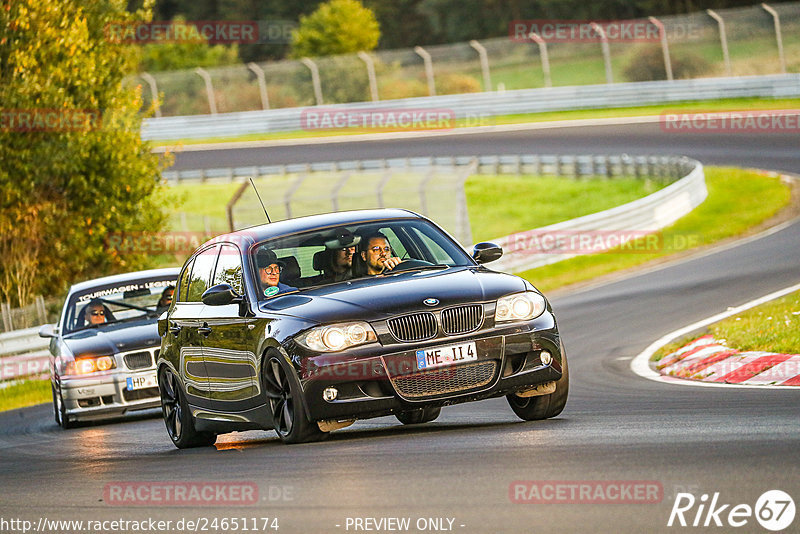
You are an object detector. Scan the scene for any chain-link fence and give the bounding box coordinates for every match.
[126,2,800,117]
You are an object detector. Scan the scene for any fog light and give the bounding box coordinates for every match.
[540,351,552,366]
[323,387,338,401]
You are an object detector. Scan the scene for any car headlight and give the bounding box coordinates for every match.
[65,355,116,375]
[296,321,377,352]
[495,292,547,323]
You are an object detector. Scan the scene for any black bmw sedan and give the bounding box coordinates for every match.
[157,209,567,447]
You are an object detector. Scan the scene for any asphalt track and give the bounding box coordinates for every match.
[1,123,799,534]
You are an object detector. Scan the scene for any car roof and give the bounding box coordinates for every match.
[68,267,181,293]
[207,208,422,249]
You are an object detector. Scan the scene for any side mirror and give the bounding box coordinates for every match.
[472,242,503,264]
[38,323,58,338]
[201,284,243,306]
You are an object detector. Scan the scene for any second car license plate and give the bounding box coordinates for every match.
[415,341,477,371]
[126,374,157,391]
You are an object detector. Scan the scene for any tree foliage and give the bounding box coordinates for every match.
[0,0,169,306]
[138,17,241,72]
[290,0,380,59]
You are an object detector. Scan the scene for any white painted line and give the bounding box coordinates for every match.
[630,281,800,389]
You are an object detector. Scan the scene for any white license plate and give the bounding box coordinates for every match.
[415,341,477,371]
[126,374,157,391]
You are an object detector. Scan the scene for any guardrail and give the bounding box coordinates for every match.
[142,74,800,141]
[0,327,50,383]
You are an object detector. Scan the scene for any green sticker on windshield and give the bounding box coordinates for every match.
[264,286,279,297]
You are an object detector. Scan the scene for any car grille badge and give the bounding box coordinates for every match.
[423,298,439,306]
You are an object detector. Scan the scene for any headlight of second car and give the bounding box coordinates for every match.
[296,321,377,352]
[64,355,116,375]
[495,292,547,323]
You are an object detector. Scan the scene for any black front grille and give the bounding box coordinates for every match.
[390,360,498,399]
[122,387,160,402]
[441,305,483,335]
[388,312,437,342]
[124,351,152,370]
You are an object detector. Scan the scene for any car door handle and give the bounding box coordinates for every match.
[169,323,182,336]
[197,325,212,336]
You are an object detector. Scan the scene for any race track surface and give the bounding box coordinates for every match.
[2,123,799,534]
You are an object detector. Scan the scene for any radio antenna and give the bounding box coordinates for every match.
[249,177,271,223]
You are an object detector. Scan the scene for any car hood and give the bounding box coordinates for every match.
[259,266,529,323]
[62,321,160,357]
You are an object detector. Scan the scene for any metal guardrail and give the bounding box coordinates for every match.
[489,158,706,273]
[142,74,800,141]
[0,327,50,382]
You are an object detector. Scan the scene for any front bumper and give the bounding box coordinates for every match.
[300,326,562,421]
[59,369,160,421]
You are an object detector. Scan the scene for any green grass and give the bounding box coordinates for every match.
[652,290,800,362]
[518,168,791,292]
[0,379,51,413]
[151,97,800,147]
[466,175,663,243]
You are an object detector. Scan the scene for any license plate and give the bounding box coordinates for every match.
[415,341,477,371]
[126,374,157,391]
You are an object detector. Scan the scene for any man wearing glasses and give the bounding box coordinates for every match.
[256,248,296,297]
[83,299,108,326]
[360,232,402,276]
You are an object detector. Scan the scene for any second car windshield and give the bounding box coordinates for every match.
[252,219,472,299]
[64,280,175,333]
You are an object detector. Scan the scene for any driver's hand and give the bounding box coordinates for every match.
[382,257,403,271]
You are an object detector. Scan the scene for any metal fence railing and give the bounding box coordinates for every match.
[141,74,800,140]
[128,2,800,119]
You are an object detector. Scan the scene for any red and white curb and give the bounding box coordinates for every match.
[631,281,800,389]
[656,335,800,386]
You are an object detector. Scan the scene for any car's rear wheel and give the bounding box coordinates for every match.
[507,343,569,421]
[396,406,441,425]
[262,352,328,444]
[158,367,216,448]
[52,382,75,429]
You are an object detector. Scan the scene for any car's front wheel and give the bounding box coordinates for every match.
[158,367,216,449]
[52,382,75,429]
[507,344,569,421]
[262,351,328,444]
[396,406,441,425]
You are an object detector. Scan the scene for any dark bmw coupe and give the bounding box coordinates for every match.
[157,209,567,447]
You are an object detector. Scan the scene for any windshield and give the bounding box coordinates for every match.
[63,278,176,334]
[252,219,473,300]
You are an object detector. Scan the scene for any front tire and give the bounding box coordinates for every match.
[396,406,441,425]
[507,343,569,421]
[52,382,75,429]
[262,352,328,444]
[158,367,216,449]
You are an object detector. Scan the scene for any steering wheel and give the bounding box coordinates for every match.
[389,259,434,272]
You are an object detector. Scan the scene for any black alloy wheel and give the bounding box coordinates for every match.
[262,352,327,444]
[158,367,216,448]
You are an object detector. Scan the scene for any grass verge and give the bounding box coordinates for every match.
[518,167,792,293]
[0,379,50,413]
[651,290,800,363]
[151,97,800,147]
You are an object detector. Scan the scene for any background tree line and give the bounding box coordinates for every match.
[133,0,794,64]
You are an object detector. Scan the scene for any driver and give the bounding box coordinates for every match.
[360,232,402,276]
[257,248,296,297]
[155,285,175,313]
[83,299,107,326]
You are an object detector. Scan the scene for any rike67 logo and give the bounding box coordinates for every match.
[668,490,795,531]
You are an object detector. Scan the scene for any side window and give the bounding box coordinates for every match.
[177,259,195,303]
[186,247,218,302]
[213,245,244,295]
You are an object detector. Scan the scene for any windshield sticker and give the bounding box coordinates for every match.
[76,280,174,303]
[264,286,279,297]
